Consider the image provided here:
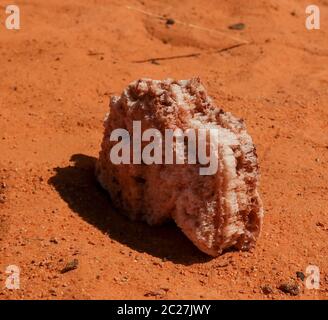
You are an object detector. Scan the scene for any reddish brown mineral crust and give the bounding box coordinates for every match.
[96,78,264,256]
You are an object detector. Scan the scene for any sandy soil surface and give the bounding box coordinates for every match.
[0,0,328,300]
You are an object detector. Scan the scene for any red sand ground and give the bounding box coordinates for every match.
[0,0,328,300]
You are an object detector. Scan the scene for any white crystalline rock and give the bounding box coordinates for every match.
[96,78,264,256]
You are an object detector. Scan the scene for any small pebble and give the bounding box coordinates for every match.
[278,282,300,296]
[166,18,175,25]
[144,288,169,298]
[296,271,305,281]
[50,238,59,244]
[61,259,79,274]
[228,23,245,30]
[261,284,273,295]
